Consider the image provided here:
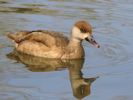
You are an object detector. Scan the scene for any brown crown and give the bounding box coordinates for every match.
[74,21,92,34]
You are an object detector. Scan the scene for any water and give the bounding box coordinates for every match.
[0,0,133,100]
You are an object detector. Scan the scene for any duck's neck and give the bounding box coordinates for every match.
[63,36,84,59]
[68,37,82,47]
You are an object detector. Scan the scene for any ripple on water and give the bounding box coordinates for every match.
[0,91,28,100]
[99,36,129,67]
[0,83,45,100]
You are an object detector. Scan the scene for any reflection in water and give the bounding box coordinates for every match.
[7,50,98,99]
[68,61,98,99]
[0,1,8,4]
[0,6,59,15]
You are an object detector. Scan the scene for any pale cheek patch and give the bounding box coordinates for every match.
[72,27,88,39]
[83,33,89,39]
[86,33,91,39]
[72,27,81,35]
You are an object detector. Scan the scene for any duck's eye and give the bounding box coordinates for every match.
[80,28,87,33]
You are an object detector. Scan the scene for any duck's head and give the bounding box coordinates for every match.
[72,21,100,48]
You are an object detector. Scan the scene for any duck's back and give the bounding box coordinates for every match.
[7,30,69,58]
[8,30,69,47]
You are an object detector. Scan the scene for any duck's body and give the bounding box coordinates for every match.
[7,21,100,59]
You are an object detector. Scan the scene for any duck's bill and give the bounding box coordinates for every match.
[85,37,100,48]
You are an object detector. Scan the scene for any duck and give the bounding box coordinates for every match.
[7,21,100,59]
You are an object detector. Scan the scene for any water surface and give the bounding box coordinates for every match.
[0,0,133,100]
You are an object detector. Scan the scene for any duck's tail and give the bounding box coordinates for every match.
[7,31,30,43]
[7,32,17,42]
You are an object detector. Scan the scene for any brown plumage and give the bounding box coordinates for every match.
[7,30,69,47]
[75,21,92,34]
[7,21,99,59]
